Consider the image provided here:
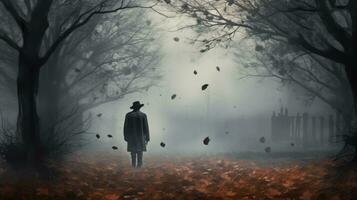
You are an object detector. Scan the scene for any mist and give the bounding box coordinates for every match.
[85,15,338,156]
[0,1,355,199]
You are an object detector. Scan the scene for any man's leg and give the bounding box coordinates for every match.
[130,152,136,167]
[137,151,143,168]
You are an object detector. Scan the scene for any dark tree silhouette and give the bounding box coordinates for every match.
[0,0,156,167]
[234,39,352,124]
[167,0,357,162]
[169,0,356,106]
[37,10,161,154]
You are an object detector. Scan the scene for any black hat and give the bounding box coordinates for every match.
[130,101,144,109]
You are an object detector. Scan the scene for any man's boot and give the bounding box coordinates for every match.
[137,152,143,168]
[131,152,137,167]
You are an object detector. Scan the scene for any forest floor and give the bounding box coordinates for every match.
[0,151,356,200]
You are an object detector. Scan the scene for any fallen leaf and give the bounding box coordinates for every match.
[300,190,313,200]
[36,187,49,196]
[105,193,119,200]
[266,188,281,198]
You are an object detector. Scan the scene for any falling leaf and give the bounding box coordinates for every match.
[216,66,220,72]
[112,146,118,150]
[160,142,166,148]
[255,44,264,52]
[265,146,271,153]
[162,128,166,131]
[259,137,266,143]
[203,137,210,145]
[74,68,81,73]
[233,105,237,108]
[278,68,287,75]
[96,134,100,139]
[171,94,177,100]
[173,37,180,42]
[97,113,102,117]
[107,134,113,138]
[194,70,198,75]
[164,0,171,4]
[225,131,229,134]
[201,84,209,91]
[291,143,295,147]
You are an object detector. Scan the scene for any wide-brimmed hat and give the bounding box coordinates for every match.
[130,101,144,109]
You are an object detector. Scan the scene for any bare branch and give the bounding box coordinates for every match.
[0,30,21,51]
[0,0,27,33]
[39,2,157,66]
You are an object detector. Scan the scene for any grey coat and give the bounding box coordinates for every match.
[123,111,150,152]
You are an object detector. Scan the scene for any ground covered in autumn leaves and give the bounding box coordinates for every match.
[0,151,356,200]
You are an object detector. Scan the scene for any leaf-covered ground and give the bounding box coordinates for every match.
[0,152,356,200]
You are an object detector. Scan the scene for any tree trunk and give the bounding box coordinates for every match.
[345,59,357,114]
[16,53,43,167]
[38,61,61,137]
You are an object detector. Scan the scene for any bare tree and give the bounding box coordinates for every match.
[37,10,161,152]
[235,39,352,122]
[165,0,357,161]
[0,0,157,166]
[166,0,356,108]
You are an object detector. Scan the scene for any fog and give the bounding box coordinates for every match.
[85,15,337,156]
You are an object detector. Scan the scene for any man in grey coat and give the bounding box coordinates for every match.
[124,101,150,168]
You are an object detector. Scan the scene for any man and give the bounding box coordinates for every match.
[123,101,150,168]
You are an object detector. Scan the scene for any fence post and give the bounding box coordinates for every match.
[335,111,341,141]
[271,112,276,140]
[312,116,316,144]
[319,116,324,145]
[295,113,301,141]
[290,116,295,139]
[302,112,309,146]
[328,115,334,144]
